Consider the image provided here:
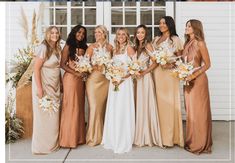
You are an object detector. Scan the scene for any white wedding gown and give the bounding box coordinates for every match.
[101,51,135,154]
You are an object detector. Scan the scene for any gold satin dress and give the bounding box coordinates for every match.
[134,52,163,147]
[152,36,184,147]
[85,47,110,146]
[183,39,212,154]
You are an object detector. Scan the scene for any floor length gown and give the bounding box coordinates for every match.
[32,44,61,154]
[134,52,162,147]
[183,39,212,154]
[152,36,184,147]
[102,50,135,154]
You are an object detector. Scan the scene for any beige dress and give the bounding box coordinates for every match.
[152,36,184,147]
[86,46,110,146]
[183,39,212,154]
[32,44,61,154]
[134,52,162,147]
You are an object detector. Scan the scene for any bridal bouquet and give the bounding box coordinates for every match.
[127,60,145,81]
[74,55,92,73]
[150,42,177,66]
[171,58,195,85]
[74,55,92,81]
[91,48,111,74]
[39,95,60,116]
[105,60,126,91]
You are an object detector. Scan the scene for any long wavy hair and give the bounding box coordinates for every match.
[133,24,148,56]
[66,25,88,60]
[42,26,61,60]
[158,16,178,42]
[114,27,130,54]
[184,19,205,46]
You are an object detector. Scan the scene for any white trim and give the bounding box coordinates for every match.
[67,1,71,35]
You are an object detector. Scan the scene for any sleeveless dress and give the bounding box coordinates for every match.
[182,39,212,154]
[101,50,135,154]
[86,46,110,146]
[32,44,61,154]
[134,52,162,147]
[152,36,184,147]
[59,56,86,148]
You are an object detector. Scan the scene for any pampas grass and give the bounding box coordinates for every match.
[19,7,28,40]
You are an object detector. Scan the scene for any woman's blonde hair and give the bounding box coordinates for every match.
[114,27,130,54]
[184,19,205,46]
[95,25,109,44]
[42,26,61,60]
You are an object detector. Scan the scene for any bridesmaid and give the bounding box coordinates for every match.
[102,27,135,153]
[152,16,184,147]
[32,26,62,154]
[59,25,88,148]
[133,25,162,147]
[183,19,212,154]
[86,25,113,146]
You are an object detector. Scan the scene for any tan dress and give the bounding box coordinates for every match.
[152,36,184,147]
[183,39,212,154]
[134,52,162,147]
[32,44,61,154]
[59,58,86,148]
[86,47,110,146]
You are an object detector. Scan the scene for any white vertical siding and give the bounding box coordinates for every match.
[174,2,235,120]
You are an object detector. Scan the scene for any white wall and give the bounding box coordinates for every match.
[6,2,41,67]
[174,2,235,120]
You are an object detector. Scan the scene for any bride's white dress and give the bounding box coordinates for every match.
[101,50,135,154]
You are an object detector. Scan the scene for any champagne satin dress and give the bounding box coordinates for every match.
[183,39,212,154]
[134,52,162,147]
[86,46,110,146]
[59,58,86,148]
[32,44,61,154]
[152,36,184,147]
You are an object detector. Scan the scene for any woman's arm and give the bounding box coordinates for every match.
[34,57,44,98]
[60,44,83,77]
[187,41,211,81]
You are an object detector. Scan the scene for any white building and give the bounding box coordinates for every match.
[5,1,235,120]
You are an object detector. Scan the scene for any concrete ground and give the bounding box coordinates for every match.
[5,121,235,163]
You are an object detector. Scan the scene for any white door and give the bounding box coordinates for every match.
[44,1,168,44]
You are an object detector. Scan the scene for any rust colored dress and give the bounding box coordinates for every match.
[183,39,212,154]
[59,59,86,148]
[152,36,184,147]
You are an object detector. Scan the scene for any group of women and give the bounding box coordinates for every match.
[31,16,212,155]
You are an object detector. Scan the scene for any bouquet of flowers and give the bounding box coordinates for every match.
[105,60,126,91]
[39,95,60,116]
[150,42,177,66]
[91,47,111,74]
[171,57,195,85]
[74,55,92,81]
[127,60,145,80]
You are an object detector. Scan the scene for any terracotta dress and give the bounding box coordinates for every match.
[152,36,184,147]
[32,44,61,154]
[86,46,110,146]
[134,52,162,147]
[183,39,212,154]
[59,58,86,148]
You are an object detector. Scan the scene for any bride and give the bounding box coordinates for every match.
[101,27,135,154]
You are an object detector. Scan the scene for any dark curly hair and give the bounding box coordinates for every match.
[158,16,178,42]
[66,25,88,60]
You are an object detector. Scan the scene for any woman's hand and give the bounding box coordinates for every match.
[37,88,44,99]
[161,63,174,69]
